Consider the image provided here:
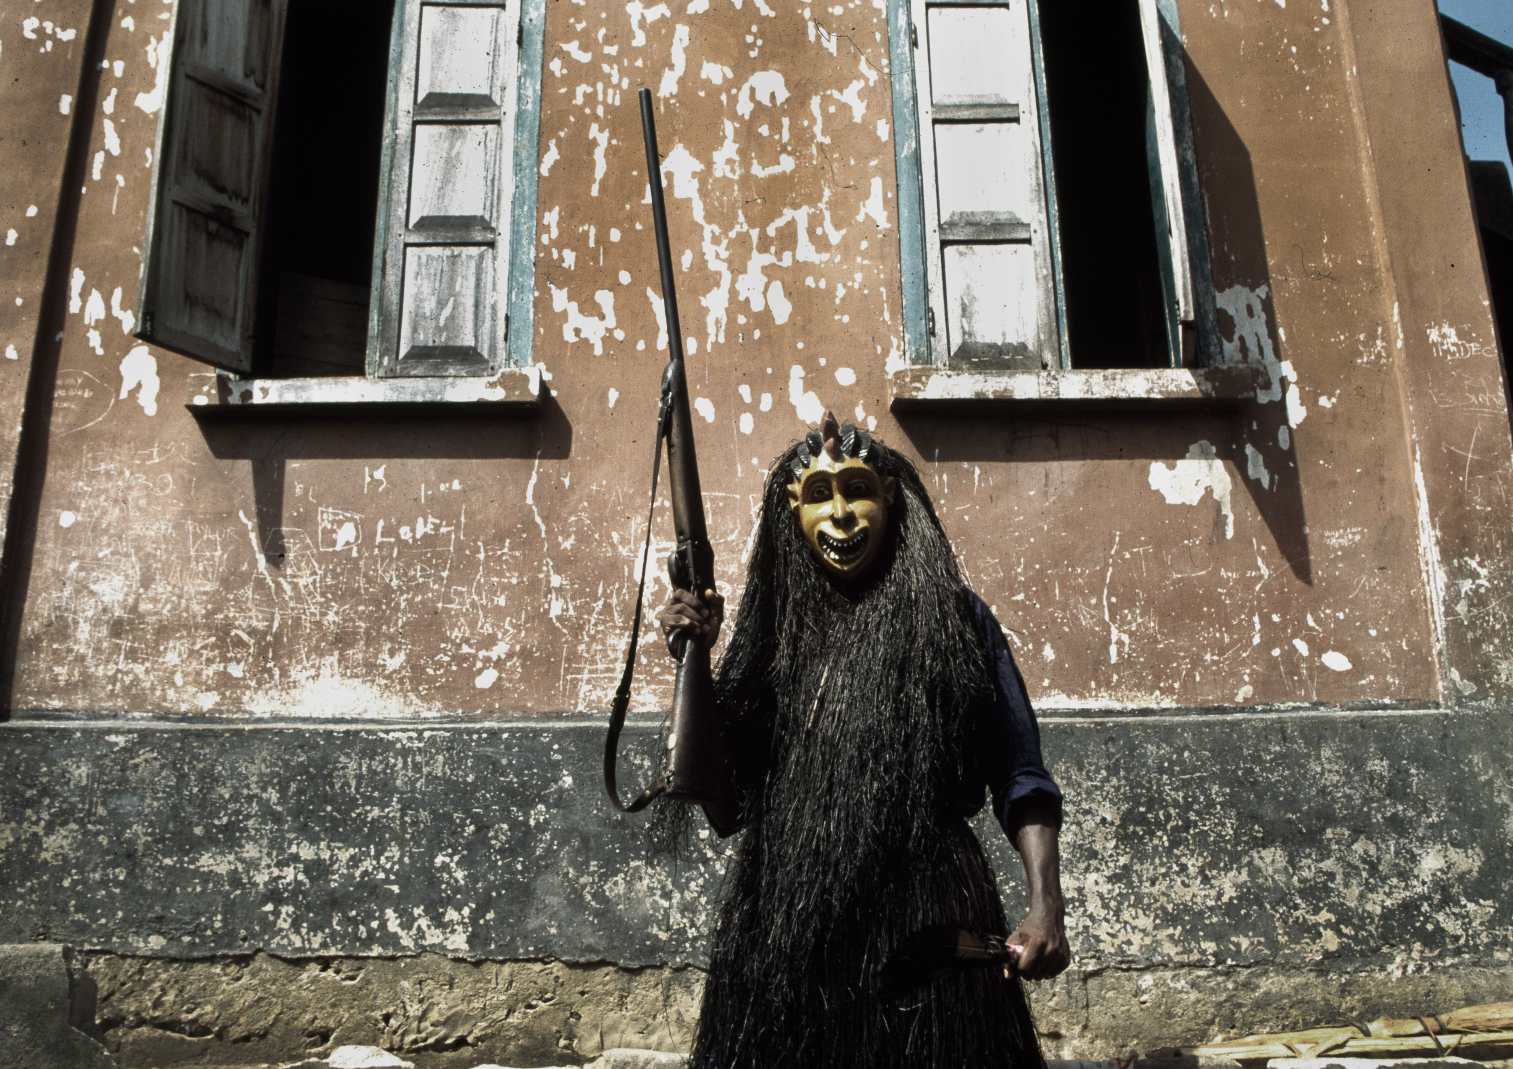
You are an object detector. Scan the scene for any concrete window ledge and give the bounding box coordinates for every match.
[188,368,544,414]
[889,365,1269,411]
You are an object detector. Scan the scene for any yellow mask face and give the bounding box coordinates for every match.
[787,454,896,581]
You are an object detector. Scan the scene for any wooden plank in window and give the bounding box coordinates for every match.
[942,244,1041,370]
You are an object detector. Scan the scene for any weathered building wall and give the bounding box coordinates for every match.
[5,0,1509,715]
[2,0,1511,1064]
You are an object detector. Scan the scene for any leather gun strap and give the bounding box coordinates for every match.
[604,403,672,814]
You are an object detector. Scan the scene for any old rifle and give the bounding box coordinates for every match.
[603,88,740,837]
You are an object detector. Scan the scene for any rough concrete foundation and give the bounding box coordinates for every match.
[80,954,1513,1068]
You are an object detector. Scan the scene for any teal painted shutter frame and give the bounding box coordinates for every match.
[887,0,932,368]
[1024,0,1070,371]
[1141,0,1220,367]
[370,0,530,378]
[137,0,290,373]
[505,0,547,370]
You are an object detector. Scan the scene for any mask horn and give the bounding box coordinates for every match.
[820,410,842,460]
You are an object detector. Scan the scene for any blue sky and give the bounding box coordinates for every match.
[1439,0,1513,174]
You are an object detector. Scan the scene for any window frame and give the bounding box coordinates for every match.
[886,0,1230,401]
[136,0,548,410]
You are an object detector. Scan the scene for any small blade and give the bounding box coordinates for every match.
[878,925,1017,999]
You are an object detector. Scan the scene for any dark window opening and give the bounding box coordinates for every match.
[259,0,395,376]
[1039,0,1170,369]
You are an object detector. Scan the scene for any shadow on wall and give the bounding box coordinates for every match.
[193,394,574,573]
[897,54,1307,586]
[0,0,118,717]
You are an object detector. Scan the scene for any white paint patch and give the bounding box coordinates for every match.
[658,23,690,96]
[539,138,559,176]
[1244,443,1272,489]
[333,521,358,551]
[1321,650,1353,672]
[787,364,824,424]
[110,286,136,334]
[736,71,789,118]
[59,94,72,115]
[693,396,715,423]
[759,391,773,412]
[700,60,732,85]
[858,175,887,227]
[835,366,856,386]
[646,287,668,351]
[767,280,791,325]
[133,30,171,115]
[587,122,610,197]
[25,205,38,218]
[1147,441,1234,539]
[474,667,499,689]
[4,230,15,247]
[607,387,619,409]
[59,511,77,528]
[1292,637,1310,657]
[84,288,106,327]
[4,345,17,361]
[549,284,616,355]
[102,118,121,156]
[626,1,670,46]
[118,344,160,416]
[739,412,754,434]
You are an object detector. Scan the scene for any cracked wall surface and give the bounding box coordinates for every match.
[0,0,1507,716]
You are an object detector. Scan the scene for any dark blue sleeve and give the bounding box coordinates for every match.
[967,591,1063,837]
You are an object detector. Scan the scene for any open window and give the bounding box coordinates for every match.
[136,0,544,405]
[894,0,1218,376]
[1441,13,1513,374]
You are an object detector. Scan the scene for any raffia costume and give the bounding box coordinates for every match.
[686,428,1062,1069]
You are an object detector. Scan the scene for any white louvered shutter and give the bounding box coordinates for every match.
[372,0,522,377]
[910,0,1059,370]
[138,0,288,372]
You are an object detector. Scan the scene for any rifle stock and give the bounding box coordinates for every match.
[602,89,739,837]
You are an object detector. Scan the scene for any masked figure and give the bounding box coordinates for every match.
[658,413,1067,1069]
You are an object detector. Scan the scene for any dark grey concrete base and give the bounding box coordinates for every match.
[3,710,1509,971]
[0,943,115,1069]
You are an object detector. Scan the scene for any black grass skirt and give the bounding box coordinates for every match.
[690,819,1046,1069]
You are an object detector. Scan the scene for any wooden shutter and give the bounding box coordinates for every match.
[910,0,1059,371]
[1138,0,1203,367]
[371,0,521,377]
[138,0,288,373]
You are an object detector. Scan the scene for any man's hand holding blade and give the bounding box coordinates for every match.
[657,588,725,654]
[1006,794,1071,980]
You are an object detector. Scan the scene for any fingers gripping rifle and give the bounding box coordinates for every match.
[603,89,741,838]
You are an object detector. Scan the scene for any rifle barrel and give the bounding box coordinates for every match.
[638,87,711,584]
